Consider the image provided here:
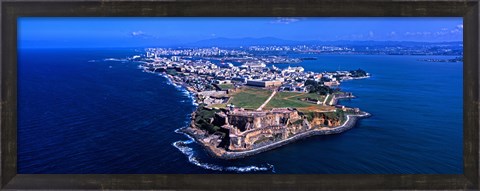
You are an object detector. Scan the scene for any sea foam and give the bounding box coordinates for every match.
[104,58,128,62]
[172,132,274,173]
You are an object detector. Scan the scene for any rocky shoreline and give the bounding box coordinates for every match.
[181,112,370,160]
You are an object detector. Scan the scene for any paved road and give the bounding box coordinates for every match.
[257,90,277,111]
[323,94,330,105]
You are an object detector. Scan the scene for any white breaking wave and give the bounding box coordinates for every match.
[173,84,183,89]
[165,80,174,86]
[181,89,191,97]
[192,101,199,106]
[104,58,128,62]
[172,128,275,173]
[182,89,198,106]
[137,65,147,70]
[153,74,197,106]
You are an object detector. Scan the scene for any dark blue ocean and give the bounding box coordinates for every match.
[18,48,463,174]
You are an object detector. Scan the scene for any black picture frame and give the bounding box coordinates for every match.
[1,0,478,190]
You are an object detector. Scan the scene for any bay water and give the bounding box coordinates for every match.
[18,48,462,174]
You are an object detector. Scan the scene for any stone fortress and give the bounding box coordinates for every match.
[210,108,342,152]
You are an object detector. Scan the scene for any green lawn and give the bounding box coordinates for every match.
[228,87,272,109]
[265,98,312,109]
[301,93,326,101]
[209,103,228,109]
[218,83,234,90]
[274,91,303,99]
[265,92,326,109]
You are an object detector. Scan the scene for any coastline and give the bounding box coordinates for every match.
[181,112,370,160]
[153,70,371,160]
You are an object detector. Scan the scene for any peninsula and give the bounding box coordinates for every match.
[139,47,371,159]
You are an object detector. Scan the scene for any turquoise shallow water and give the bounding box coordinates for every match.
[18,48,462,174]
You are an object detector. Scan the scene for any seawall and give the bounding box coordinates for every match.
[184,112,370,160]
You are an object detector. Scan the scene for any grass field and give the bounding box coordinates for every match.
[218,83,234,90]
[265,94,312,109]
[296,105,336,113]
[264,91,333,112]
[265,92,325,108]
[227,87,333,111]
[227,87,272,109]
[209,103,228,109]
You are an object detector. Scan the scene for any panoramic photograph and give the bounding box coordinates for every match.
[18,17,463,174]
